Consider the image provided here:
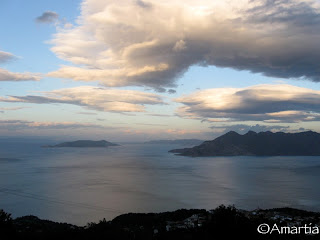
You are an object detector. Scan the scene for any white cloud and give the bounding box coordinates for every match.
[48,0,320,89]
[0,50,41,81]
[0,119,104,132]
[0,68,41,81]
[0,51,16,63]
[0,86,165,113]
[175,84,320,123]
[0,107,25,111]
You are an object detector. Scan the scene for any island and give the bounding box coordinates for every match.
[43,140,119,148]
[169,130,320,156]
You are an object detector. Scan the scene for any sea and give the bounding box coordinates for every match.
[1,139,320,226]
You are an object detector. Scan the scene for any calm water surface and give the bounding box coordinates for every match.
[0,140,320,225]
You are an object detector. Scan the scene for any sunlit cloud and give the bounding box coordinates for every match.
[0,86,165,113]
[0,51,16,63]
[175,84,320,123]
[0,119,103,130]
[165,128,202,135]
[0,68,41,82]
[0,107,25,111]
[77,111,98,115]
[0,50,41,81]
[48,0,320,89]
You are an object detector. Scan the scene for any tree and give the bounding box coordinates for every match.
[0,209,12,224]
[0,209,14,237]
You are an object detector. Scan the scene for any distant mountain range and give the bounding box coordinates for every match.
[145,139,204,146]
[169,131,320,156]
[43,140,119,148]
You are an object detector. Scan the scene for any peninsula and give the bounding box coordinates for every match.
[169,130,320,156]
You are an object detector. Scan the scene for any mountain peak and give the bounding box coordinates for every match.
[225,131,240,136]
[169,130,320,157]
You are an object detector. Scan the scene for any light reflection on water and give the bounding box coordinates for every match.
[0,141,320,225]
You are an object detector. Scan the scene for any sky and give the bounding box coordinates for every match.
[1,0,320,142]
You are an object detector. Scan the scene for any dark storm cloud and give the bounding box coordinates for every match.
[246,0,320,27]
[168,89,177,94]
[36,11,59,24]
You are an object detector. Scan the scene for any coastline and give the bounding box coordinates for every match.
[2,205,320,239]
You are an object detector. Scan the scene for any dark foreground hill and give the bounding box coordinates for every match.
[1,206,320,239]
[169,130,320,157]
[43,140,119,148]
